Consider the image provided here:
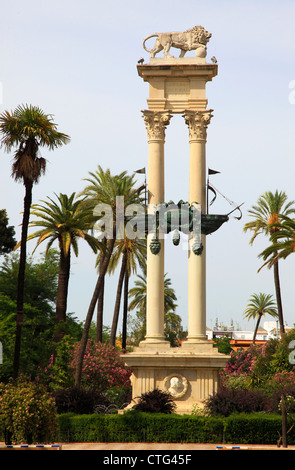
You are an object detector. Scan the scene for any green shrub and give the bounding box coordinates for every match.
[0,377,58,444]
[224,413,284,445]
[53,387,111,414]
[58,412,225,443]
[57,411,295,445]
[204,387,270,417]
[132,388,176,414]
[221,330,295,393]
[58,414,109,442]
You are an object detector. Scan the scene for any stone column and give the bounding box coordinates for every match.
[183,109,213,344]
[141,110,172,346]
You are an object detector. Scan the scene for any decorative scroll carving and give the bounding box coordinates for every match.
[183,109,213,142]
[142,110,172,142]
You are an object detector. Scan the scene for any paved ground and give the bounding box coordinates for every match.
[61,442,295,450]
[1,442,295,451]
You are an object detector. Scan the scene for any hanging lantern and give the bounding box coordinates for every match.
[172,229,180,246]
[192,238,203,255]
[149,235,161,254]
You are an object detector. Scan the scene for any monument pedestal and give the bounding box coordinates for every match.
[123,341,229,414]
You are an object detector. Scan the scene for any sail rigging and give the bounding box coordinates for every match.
[207,169,243,220]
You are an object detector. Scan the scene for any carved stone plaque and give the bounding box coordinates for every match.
[163,374,188,399]
[165,81,190,98]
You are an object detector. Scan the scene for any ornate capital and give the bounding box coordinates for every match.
[142,110,172,142]
[183,109,213,142]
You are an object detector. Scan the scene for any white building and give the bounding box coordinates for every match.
[206,320,288,342]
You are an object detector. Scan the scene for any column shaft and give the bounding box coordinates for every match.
[183,110,213,343]
[142,110,172,344]
[146,140,165,341]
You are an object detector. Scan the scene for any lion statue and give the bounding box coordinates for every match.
[143,26,211,59]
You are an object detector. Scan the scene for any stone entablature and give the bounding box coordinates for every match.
[137,62,217,112]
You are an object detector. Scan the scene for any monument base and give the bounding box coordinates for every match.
[122,340,229,414]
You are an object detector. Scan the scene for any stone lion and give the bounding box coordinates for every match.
[143,26,211,59]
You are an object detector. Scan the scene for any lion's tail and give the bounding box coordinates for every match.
[143,34,158,53]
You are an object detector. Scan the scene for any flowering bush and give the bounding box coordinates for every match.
[35,335,74,391]
[220,345,261,389]
[215,330,295,415]
[263,369,295,396]
[37,337,132,395]
[223,345,260,376]
[70,339,132,392]
[221,336,295,391]
[273,370,295,388]
[0,377,58,444]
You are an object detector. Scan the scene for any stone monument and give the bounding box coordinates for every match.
[123,26,230,414]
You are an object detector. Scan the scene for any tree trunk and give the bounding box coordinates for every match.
[122,268,129,351]
[96,250,106,343]
[13,180,33,378]
[54,247,71,344]
[252,313,262,344]
[273,259,285,336]
[96,278,105,342]
[110,252,127,346]
[281,394,288,448]
[74,237,115,388]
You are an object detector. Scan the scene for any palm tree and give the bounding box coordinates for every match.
[26,193,103,343]
[243,293,278,344]
[108,237,146,347]
[244,190,295,336]
[128,270,178,344]
[94,239,107,342]
[82,165,145,344]
[128,273,147,315]
[259,215,295,265]
[77,166,127,344]
[164,310,184,347]
[128,271,178,316]
[0,104,70,377]
[74,166,144,387]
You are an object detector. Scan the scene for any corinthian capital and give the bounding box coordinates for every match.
[183,109,213,142]
[142,110,173,142]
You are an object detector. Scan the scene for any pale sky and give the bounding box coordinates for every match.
[1,0,295,332]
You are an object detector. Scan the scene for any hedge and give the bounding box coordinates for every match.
[58,412,224,443]
[224,413,293,445]
[58,412,295,445]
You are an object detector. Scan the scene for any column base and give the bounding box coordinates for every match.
[134,336,171,352]
[185,334,208,342]
[181,338,217,354]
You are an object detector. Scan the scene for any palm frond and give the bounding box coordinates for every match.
[243,292,278,320]
[28,192,104,257]
[0,104,70,184]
